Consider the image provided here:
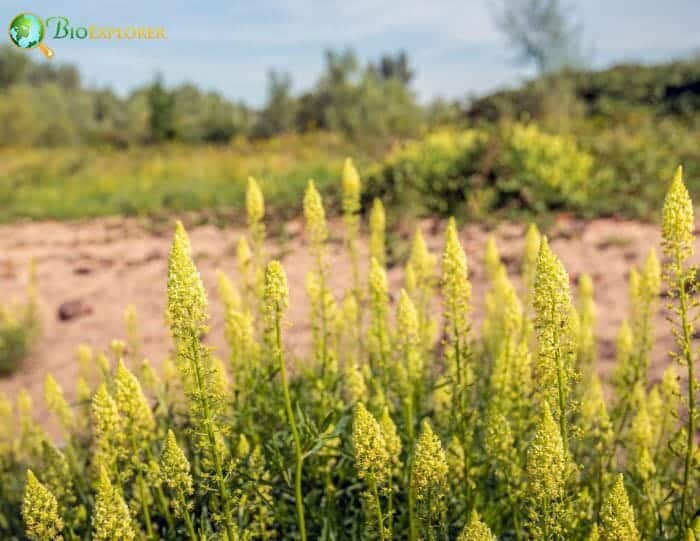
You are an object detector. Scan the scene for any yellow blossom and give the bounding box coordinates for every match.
[370,198,386,266]
[43,374,74,434]
[341,158,361,216]
[662,166,694,263]
[458,510,497,541]
[304,180,328,247]
[352,403,390,488]
[22,469,64,541]
[92,466,135,541]
[246,176,265,226]
[599,475,639,541]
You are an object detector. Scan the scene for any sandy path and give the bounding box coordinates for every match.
[0,214,693,426]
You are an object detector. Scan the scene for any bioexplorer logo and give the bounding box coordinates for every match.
[8,13,168,59]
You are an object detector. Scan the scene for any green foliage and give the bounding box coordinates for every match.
[0,262,39,375]
[467,57,700,122]
[0,134,365,221]
[366,124,594,217]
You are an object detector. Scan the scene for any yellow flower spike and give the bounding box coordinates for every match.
[237,235,252,272]
[77,343,93,381]
[124,304,141,361]
[304,179,328,247]
[457,509,497,541]
[0,393,12,454]
[167,221,209,344]
[369,257,390,371]
[577,273,597,369]
[22,469,64,541]
[378,407,402,470]
[641,249,661,299]
[341,158,361,216]
[587,523,600,541]
[110,340,126,362]
[160,429,194,502]
[246,176,265,226]
[92,465,136,541]
[533,236,575,445]
[353,403,391,539]
[397,289,422,379]
[344,362,368,405]
[370,198,386,266]
[44,374,74,434]
[662,166,694,263]
[522,223,541,286]
[615,319,633,369]
[17,389,44,461]
[442,218,471,337]
[628,265,641,310]
[216,270,241,312]
[115,360,155,445]
[264,259,306,540]
[441,218,472,377]
[411,419,448,513]
[352,403,390,488]
[484,235,501,278]
[39,441,75,509]
[336,293,360,363]
[599,475,640,541]
[661,166,698,524]
[91,383,123,476]
[341,159,363,326]
[526,401,567,507]
[264,260,289,320]
[76,376,92,404]
[628,387,656,481]
[406,227,436,301]
[483,408,515,474]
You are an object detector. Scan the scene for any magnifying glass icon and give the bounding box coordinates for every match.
[8,13,55,59]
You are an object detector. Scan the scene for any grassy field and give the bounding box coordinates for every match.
[0,134,383,222]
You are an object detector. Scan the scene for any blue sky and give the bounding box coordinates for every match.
[4,1,699,106]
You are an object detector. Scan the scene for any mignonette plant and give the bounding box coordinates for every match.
[2,160,698,540]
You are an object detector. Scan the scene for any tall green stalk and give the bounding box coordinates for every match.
[660,166,697,528]
[265,261,306,541]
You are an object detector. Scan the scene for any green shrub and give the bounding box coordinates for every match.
[0,262,39,376]
[365,130,489,216]
[366,124,595,217]
[496,123,594,212]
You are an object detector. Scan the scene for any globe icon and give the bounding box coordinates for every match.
[8,13,54,58]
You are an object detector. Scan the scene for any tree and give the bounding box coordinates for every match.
[252,70,297,138]
[147,75,175,142]
[492,0,587,73]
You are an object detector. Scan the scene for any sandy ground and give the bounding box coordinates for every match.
[0,214,695,426]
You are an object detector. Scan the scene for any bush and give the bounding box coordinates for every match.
[0,262,39,375]
[366,124,595,217]
[365,130,489,215]
[496,123,594,212]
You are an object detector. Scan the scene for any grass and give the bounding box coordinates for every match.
[0,133,379,223]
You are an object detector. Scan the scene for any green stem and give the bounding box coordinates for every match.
[188,334,237,541]
[408,466,417,541]
[137,474,155,539]
[317,253,329,379]
[178,489,198,541]
[275,302,307,541]
[145,447,175,531]
[677,258,696,525]
[369,478,386,541]
[551,305,569,455]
